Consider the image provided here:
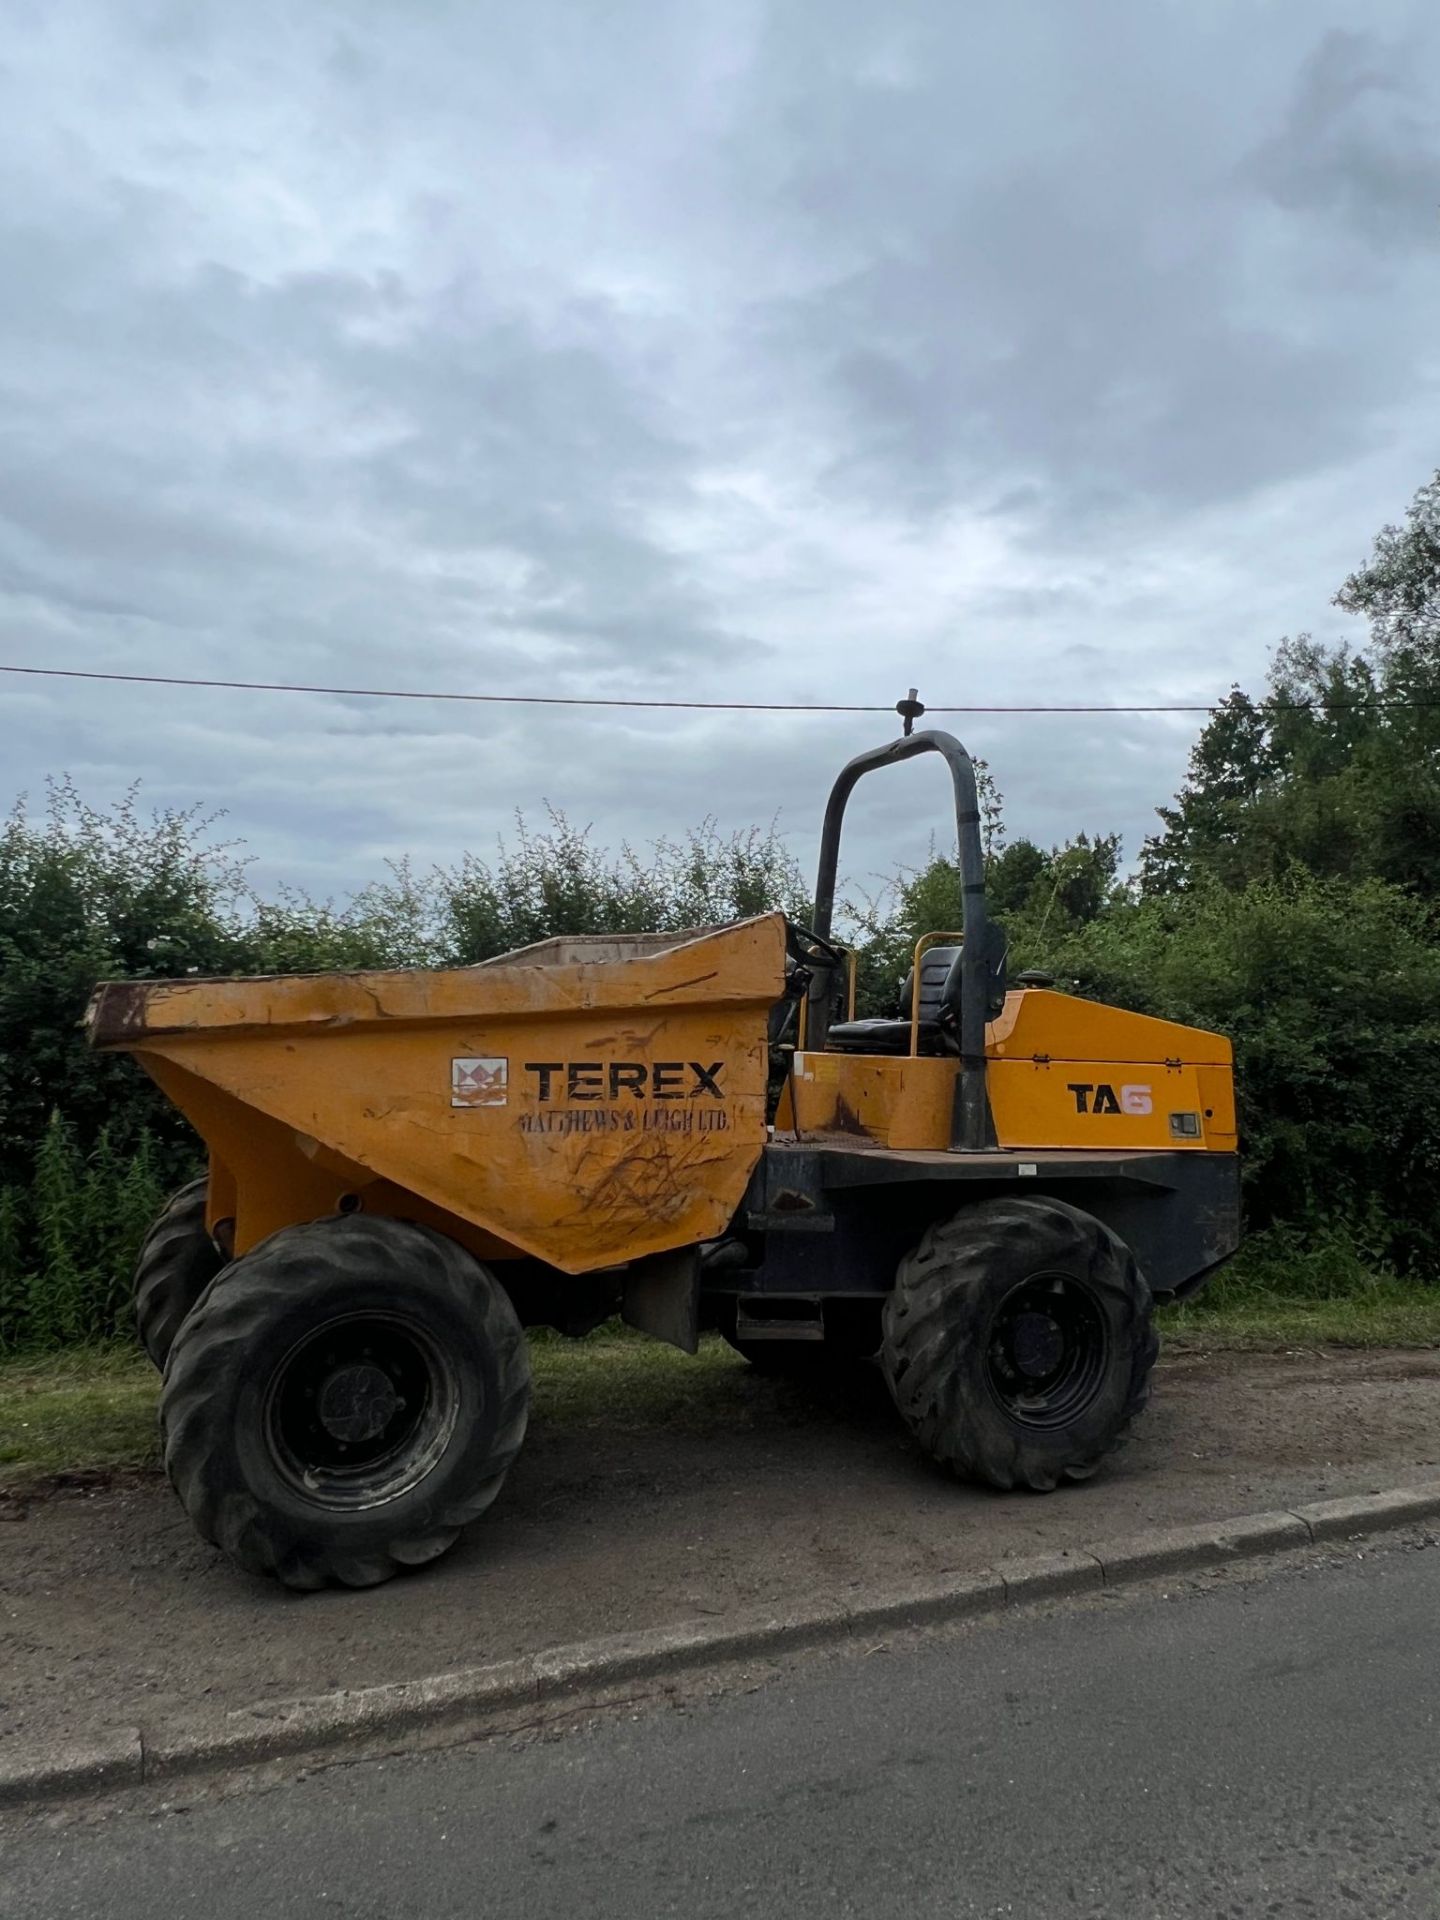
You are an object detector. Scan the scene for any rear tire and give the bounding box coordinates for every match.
[161,1216,530,1590]
[882,1196,1156,1491]
[134,1178,225,1370]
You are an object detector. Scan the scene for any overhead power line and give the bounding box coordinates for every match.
[2,663,884,711]
[0,661,1436,715]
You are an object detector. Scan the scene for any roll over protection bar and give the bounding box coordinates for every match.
[809,729,992,1152]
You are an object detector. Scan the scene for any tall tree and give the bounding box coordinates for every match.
[1336,470,1440,658]
[1141,470,1440,897]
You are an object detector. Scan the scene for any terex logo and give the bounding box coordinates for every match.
[1067,1082,1153,1116]
[524,1060,725,1102]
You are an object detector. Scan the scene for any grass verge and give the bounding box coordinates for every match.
[1158,1231,1440,1351]
[0,1329,761,1494]
[4,1279,1439,1491]
[1157,1283,1440,1352]
[0,1346,160,1487]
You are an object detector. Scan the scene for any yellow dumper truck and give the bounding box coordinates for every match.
[88,721,1239,1589]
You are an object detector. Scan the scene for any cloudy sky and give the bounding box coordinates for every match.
[2,1,1437,909]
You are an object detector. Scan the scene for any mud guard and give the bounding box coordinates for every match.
[622,1248,702,1353]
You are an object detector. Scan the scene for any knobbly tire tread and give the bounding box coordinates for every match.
[133,1177,225,1370]
[881,1195,1157,1491]
[160,1216,530,1590]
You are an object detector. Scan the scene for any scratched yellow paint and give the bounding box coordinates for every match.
[90,917,785,1272]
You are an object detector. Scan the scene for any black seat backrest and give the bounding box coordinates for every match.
[897,945,961,1025]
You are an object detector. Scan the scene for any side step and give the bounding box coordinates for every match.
[734,1299,825,1344]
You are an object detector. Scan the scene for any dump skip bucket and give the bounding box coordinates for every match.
[87,914,787,1272]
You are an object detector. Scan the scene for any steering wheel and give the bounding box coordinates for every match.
[784,920,848,973]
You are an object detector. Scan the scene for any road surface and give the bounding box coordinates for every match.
[4,1541,1438,1918]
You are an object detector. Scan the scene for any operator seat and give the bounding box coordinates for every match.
[825,945,961,1057]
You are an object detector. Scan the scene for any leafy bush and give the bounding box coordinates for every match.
[0,781,251,1195]
[1202,1226,1394,1305]
[0,1118,168,1350]
[440,812,808,962]
[1043,873,1440,1274]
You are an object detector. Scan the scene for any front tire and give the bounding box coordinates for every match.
[161,1216,530,1589]
[134,1178,225,1370]
[882,1197,1156,1491]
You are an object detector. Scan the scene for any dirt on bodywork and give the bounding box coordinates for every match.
[2,1346,1438,1758]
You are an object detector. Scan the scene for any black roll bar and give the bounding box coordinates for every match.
[809,729,992,1152]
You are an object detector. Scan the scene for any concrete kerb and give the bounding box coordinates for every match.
[1086,1509,1312,1585]
[0,1727,144,1809]
[7,1478,1440,1811]
[142,1656,542,1786]
[1291,1484,1440,1544]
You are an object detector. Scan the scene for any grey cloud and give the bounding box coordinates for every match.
[1,241,734,681]
[750,54,1429,528]
[1245,29,1440,241]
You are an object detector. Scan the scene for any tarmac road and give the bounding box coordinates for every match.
[4,1541,1438,1919]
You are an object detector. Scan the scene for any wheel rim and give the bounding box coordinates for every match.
[983,1272,1108,1431]
[262,1312,462,1510]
